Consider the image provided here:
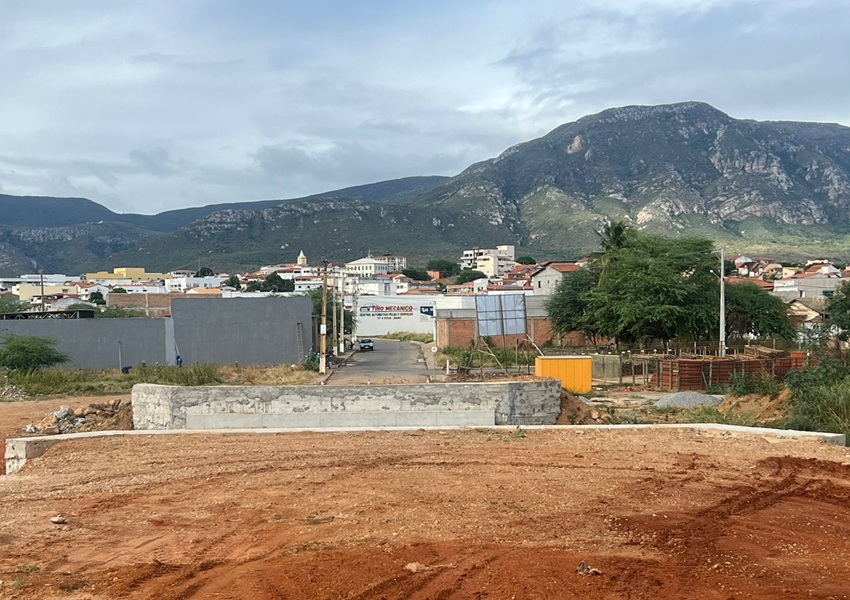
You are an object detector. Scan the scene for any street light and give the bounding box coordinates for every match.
[710,248,727,358]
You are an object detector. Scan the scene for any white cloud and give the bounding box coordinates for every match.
[0,0,847,213]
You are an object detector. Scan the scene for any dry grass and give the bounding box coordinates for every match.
[221,364,318,386]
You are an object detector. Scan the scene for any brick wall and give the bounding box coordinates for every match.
[435,316,585,348]
[653,353,806,391]
[107,293,209,317]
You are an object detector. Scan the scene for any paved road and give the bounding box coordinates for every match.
[328,339,430,385]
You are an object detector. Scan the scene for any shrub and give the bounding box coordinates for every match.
[786,380,850,442]
[0,334,70,372]
[727,371,782,398]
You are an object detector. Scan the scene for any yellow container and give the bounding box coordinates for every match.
[535,356,592,394]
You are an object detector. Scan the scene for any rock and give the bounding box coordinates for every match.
[38,415,59,429]
[50,516,67,525]
[404,562,429,573]
[83,407,98,416]
[88,403,104,411]
[73,407,85,418]
[590,411,600,420]
[654,391,722,409]
[41,425,61,435]
[24,424,37,434]
[576,561,602,576]
[53,406,71,420]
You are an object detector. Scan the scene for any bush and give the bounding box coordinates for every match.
[0,334,69,372]
[727,371,782,398]
[786,380,850,442]
[381,332,434,343]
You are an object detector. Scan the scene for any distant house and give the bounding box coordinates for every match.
[530,262,580,295]
[788,297,828,327]
[345,258,390,278]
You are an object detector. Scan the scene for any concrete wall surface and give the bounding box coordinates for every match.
[0,318,168,369]
[132,380,561,430]
[171,297,312,366]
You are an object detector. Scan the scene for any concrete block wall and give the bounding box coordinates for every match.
[132,380,561,430]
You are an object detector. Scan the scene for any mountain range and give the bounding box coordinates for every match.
[2,101,850,276]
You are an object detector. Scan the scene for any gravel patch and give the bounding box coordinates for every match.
[654,391,722,409]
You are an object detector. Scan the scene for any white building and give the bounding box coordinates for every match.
[345,257,390,278]
[459,245,517,277]
[118,284,167,294]
[372,254,407,272]
[530,262,581,295]
[75,282,111,301]
[165,276,227,293]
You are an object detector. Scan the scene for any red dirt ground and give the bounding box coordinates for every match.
[2,427,850,599]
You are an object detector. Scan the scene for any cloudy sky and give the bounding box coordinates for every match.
[1,0,847,214]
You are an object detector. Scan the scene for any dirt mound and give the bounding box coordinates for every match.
[718,388,791,424]
[556,389,605,424]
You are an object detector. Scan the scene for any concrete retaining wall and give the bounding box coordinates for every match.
[132,380,562,430]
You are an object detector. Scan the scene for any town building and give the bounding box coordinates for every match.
[530,262,581,295]
[85,268,172,284]
[459,245,517,277]
[372,254,407,272]
[165,276,227,293]
[345,257,390,278]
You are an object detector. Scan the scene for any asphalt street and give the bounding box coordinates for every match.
[327,339,431,385]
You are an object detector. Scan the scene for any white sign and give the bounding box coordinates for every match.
[355,295,436,336]
[320,324,327,335]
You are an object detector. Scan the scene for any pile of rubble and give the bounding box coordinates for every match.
[0,385,29,401]
[24,398,131,435]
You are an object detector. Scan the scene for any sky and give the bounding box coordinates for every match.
[0,0,848,214]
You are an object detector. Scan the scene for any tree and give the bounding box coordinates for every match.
[586,235,717,345]
[454,270,488,285]
[64,302,99,312]
[725,283,795,340]
[426,259,460,276]
[111,287,127,294]
[225,274,241,289]
[0,298,29,314]
[263,273,294,292]
[594,219,636,282]
[0,334,69,372]
[516,256,536,265]
[545,267,600,342]
[402,268,431,281]
[196,266,214,277]
[245,281,263,292]
[827,281,850,334]
[89,291,106,305]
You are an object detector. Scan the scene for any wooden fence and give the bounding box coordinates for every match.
[651,352,807,391]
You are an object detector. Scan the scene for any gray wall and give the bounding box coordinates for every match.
[171,297,312,366]
[0,318,168,369]
[132,380,561,429]
[0,297,312,369]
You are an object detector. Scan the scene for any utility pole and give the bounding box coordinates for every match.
[719,247,726,358]
[331,276,338,357]
[39,269,45,312]
[339,276,345,354]
[320,260,329,374]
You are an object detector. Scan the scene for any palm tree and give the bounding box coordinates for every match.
[595,219,633,282]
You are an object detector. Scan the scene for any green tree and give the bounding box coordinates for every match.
[0,334,69,372]
[0,298,29,314]
[402,268,431,281]
[587,235,716,345]
[224,274,241,289]
[827,281,850,333]
[545,267,600,342]
[725,283,795,340]
[196,266,214,277]
[263,273,294,292]
[64,302,99,312]
[426,259,460,276]
[111,287,128,294]
[89,291,106,305]
[594,219,636,283]
[516,256,536,265]
[454,270,488,285]
[245,281,263,292]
